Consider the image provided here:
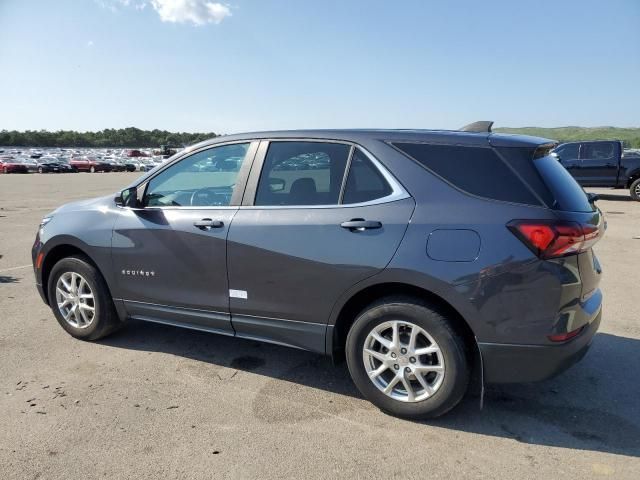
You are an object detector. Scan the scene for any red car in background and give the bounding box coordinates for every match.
[69,156,112,173]
[0,156,29,173]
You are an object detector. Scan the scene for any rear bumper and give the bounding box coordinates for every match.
[479,308,601,383]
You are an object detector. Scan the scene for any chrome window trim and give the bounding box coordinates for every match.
[119,142,410,211]
[243,145,410,210]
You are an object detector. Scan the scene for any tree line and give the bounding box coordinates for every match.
[495,127,640,149]
[0,128,218,148]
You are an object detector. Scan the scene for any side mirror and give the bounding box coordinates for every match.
[115,187,139,208]
[551,152,561,162]
[587,192,599,204]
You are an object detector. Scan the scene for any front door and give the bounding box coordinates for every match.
[227,141,415,352]
[111,141,257,334]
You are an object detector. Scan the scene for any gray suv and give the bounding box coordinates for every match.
[32,126,604,418]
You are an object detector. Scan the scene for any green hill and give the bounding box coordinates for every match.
[494,127,640,148]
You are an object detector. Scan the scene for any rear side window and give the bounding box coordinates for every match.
[533,155,594,212]
[255,142,350,206]
[392,143,541,205]
[582,142,615,161]
[342,149,392,204]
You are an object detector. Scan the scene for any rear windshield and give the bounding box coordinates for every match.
[533,154,594,212]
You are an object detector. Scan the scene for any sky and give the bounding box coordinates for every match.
[0,0,639,133]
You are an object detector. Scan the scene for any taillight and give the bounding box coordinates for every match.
[508,220,602,259]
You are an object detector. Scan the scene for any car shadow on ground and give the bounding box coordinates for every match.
[100,323,640,458]
[594,193,633,202]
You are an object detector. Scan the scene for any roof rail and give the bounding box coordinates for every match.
[459,121,494,133]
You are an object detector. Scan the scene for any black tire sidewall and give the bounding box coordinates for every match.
[630,179,640,201]
[47,257,109,340]
[346,301,469,419]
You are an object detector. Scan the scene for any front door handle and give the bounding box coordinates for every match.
[194,218,224,230]
[340,219,382,232]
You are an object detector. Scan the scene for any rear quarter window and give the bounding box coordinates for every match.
[533,155,594,212]
[392,142,541,206]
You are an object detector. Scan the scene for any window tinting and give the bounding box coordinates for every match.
[582,142,614,160]
[534,155,593,212]
[145,143,249,207]
[342,149,392,204]
[393,143,541,205]
[255,142,350,206]
[555,144,579,162]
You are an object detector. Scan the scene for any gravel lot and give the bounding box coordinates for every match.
[1,172,639,479]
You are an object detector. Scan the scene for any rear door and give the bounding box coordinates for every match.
[579,142,619,186]
[226,140,414,352]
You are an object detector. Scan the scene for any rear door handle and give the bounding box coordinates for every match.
[194,218,224,230]
[340,219,382,231]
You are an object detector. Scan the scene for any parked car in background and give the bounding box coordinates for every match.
[32,125,604,419]
[36,156,78,173]
[552,140,640,200]
[0,156,29,173]
[70,156,112,173]
[17,157,39,172]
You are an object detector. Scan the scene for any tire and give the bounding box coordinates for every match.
[47,255,122,341]
[346,296,470,419]
[38,167,43,174]
[89,166,96,173]
[2,167,7,174]
[630,178,640,201]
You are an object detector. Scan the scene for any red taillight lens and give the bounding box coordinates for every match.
[508,220,602,259]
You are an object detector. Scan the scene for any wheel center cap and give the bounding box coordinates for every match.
[398,356,409,366]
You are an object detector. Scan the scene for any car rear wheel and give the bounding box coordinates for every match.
[47,256,122,341]
[38,166,43,174]
[346,296,469,419]
[2,167,7,174]
[630,178,640,201]
[89,166,96,173]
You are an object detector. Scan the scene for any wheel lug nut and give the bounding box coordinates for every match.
[400,348,407,354]
[391,352,397,358]
[394,364,399,370]
[409,357,416,363]
[405,367,411,373]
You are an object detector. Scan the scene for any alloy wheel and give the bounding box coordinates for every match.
[55,272,96,328]
[362,320,445,402]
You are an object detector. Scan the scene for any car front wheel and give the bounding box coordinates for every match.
[47,256,122,341]
[346,296,470,419]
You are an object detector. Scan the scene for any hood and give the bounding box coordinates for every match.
[49,194,115,216]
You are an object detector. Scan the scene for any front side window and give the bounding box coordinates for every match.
[556,144,579,162]
[145,143,250,207]
[255,142,351,206]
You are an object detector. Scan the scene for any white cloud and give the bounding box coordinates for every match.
[96,0,231,26]
[150,0,231,25]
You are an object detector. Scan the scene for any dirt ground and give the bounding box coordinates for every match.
[1,172,639,479]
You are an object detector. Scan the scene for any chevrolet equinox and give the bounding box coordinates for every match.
[32,123,604,418]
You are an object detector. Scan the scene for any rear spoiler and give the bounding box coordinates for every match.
[460,121,494,133]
